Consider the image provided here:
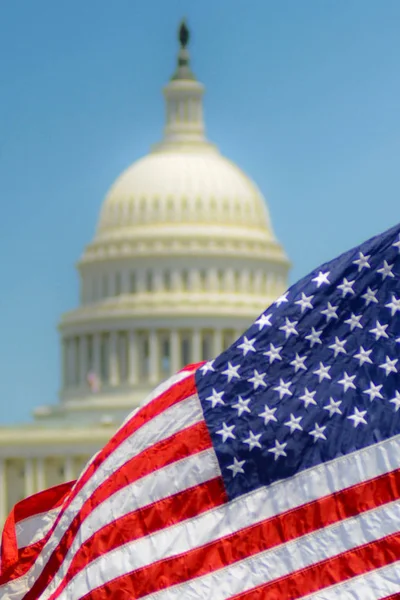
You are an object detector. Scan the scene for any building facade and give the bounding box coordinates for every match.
[0,24,289,524]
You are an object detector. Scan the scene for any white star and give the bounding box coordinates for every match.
[370,321,389,340]
[243,430,262,450]
[268,439,288,461]
[362,287,378,306]
[259,404,278,425]
[390,391,400,412]
[274,378,293,399]
[206,388,225,408]
[290,353,307,373]
[338,372,356,392]
[353,251,371,271]
[354,346,373,366]
[248,369,267,390]
[377,260,395,279]
[284,413,303,433]
[221,362,241,383]
[344,313,363,331]
[309,423,327,442]
[363,381,384,401]
[299,388,317,408]
[279,318,298,339]
[313,362,332,382]
[348,407,368,428]
[385,295,400,317]
[232,396,251,416]
[337,278,355,297]
[275,292,289,306]
[237,336,256,356]
[216,422,236,442]
[393,236,400,252]
[379,356,398,376]
[227,457,245,477]
[324,397,342,417]
[200,360,215,375]
[305,327,323,347]
[263,343,283,364]
[312,271,330,287]
[255,313,272,330]
[328,337,347,358]
[321,302,339,322]
[295,292,313,313]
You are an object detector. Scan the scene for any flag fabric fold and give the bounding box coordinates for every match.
[2,224,400,598]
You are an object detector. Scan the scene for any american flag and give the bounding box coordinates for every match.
[2,223,400,599]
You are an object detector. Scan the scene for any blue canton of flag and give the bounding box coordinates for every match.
[196,223,400,501]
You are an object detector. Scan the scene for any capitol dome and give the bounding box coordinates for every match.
[45,21,290,426]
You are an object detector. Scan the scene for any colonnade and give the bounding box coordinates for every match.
[0,455,87,524]
[62,327,240,390]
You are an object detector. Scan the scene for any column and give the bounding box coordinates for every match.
[213,329,223,356]
[109,331,119,386]
[64,456,74,482]
[79,335,88,386]
[193,329,202,363]
[149,330,159,384]
[170,329,180,374]
[128,330,138,385]
[36,458,46,491]
[24,458,34,497]
[0,459,7,524]
[93,333,101,379]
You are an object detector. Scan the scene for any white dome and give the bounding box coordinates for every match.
[97,148,274,239]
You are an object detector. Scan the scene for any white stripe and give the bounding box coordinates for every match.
[16,507,62,549]
[0,392,201,600]
[146,501,400,600]
[41,449,219,599]
[300,560,400,600]
[48,432,400,599]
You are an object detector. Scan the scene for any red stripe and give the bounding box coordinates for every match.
[75,467,400,599]
[24,419,210,600]
[2,374,196,586]
[48,478,227,600]
[229,531,400,599]
[0,481,73,581]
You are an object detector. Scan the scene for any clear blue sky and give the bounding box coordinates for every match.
[1,0,399,424]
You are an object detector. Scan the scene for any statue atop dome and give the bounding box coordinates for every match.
[179,20,189,48]
[171,19,195,81]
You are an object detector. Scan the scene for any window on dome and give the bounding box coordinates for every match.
[160,335,171,378]
[182,270,189,291]
[102,275,109,298]
[118,332,128,382]
[138,333,150,380]
[146,270,154,292]
[100,333,110,383]
[130,272,136,293]
[199,269,207,291]
[115,272,122,296]
[180,333,192,367]
[217,269,224,292]
[223,330,236,350]
[201,331,214,361]
[164,270,172,291]
[234,270,241,293]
